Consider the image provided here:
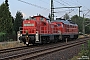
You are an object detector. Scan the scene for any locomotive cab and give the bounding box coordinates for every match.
[19,15,50,45]
[19,19,37,45]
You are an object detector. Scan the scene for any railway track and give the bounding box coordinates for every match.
[0,37,87,54]
[0,46,28,54]
[0,37,89,60]
[0,44,41,54]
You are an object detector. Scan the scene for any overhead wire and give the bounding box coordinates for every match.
[18,0,49,10]
[18,0,88,18]
[54,9,74,13]
[70,0,79,5]
[71,0,89,11]
[76,0,90,14]
[54,0,77,17]
[54,0,68,18]
[63,0,78,6]
[73,0,90,17]
[59,0,71,6]
[59,0,78,15]
[60,9,75,18]
[38,0,49,5]
[76,0,88,9]
[54,0,66,6]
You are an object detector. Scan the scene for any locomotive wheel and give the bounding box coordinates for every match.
[54,38,58,43]
[54,36,58,43]
[47,37,50,43]
[42,37,47,44]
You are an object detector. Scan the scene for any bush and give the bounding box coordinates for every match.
[87,40,90,57]
[0,32,17,42]
[0,32,7,42]
[71,40,90,60]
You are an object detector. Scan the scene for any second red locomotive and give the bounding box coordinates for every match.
[19,15,78,46]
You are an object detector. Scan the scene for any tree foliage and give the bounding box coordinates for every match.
[71,15,83,32]
[0,3,12,33]
[71,15,90,34]
[14,11,23,34]
[63,13,70,20]
[84,18,90,34]
[5,0,9,7]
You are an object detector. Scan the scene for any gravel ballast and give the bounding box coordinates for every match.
[33,43,87,60]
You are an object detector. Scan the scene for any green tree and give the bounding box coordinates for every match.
[71,15,90,34]
[0,3,12,33]
[88,40,90,56]
[84,18,90,34]
[14,11,23,34]
[5,0,9,7]
[63,13,70,20]
[11,16,14,24]
[71,15,83,32]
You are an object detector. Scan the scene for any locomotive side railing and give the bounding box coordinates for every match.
[19,26,59,35]
[65,27,78,34]
[52,27,58,34]
[19,27,36,34]
[40,26,50,34]
[40,26,58,34]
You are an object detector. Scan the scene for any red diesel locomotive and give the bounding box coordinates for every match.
[19,15,78,46]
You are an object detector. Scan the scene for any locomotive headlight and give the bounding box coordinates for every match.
[26,35,28,37]
[20,34,22,36]
[18,34,21,36]
[18,34,22,36]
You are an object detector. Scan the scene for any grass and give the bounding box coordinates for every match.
[71,40,90,60]
[79,34,90,38]
[0,41,25,50]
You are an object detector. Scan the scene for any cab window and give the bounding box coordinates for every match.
[40,17,44,21]
[31,17,36,20]
[57,24,61,26]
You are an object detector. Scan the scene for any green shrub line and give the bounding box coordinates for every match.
[71,40,90,60]
[0,32,16,42]
[0,32,7,42]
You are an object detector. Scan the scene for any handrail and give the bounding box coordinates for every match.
[19,27,36,34]
[19,26,59,34]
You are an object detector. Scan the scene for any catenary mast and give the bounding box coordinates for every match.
[51,0,54,21]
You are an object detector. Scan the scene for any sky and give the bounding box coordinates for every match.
[0,0,90,18]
